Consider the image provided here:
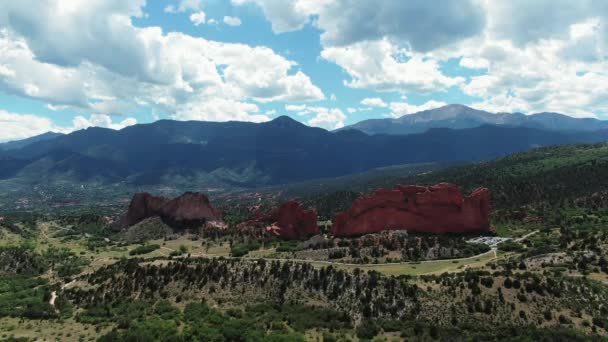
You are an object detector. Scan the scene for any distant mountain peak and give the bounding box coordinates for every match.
[271,115,298,123]
[339,104,607,135]
[442,103,472,110]
[264,115,305,128]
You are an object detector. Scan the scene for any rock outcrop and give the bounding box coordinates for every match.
[120,193,169,228]
[120,192,222,230]
[241,201,320,240]
[331,183,490,237]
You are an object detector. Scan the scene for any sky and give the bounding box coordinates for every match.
[0,0,607,142]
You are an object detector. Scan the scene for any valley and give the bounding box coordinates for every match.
[2,143,608,341]
[3,1,608,340]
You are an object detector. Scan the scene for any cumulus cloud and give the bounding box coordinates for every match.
[485,0,602,47]
[285,104,346,129]
[231,0,323,33]
[0,110,137,142]
[306,107,346,130]
[316,0,485,52]
[0,0,323,126]
[72,114,138,131]
[235,0,480,96]
[360,98,387,107]
[285,104,306,112]
[388,100,447,118]
[223,16,242,26]
[237,0,608,117]
[459,57,490,69]
[172,98,270,123]
[0,110,60,142]
[322,40,464,93]
[189,11,206,26]
[165,0,204,13]
[235,0,485,52]
[455,32,608,118]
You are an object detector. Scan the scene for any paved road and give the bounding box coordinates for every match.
[171,246,497,268]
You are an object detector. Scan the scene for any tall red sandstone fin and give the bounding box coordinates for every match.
[331,183,491,237]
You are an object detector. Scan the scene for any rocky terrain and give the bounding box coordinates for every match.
[332,183,491,237]
[239,201,319,240]
[119,192,223,231]
[119,183,491,241]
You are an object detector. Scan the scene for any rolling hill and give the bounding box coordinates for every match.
[292,143,608,220]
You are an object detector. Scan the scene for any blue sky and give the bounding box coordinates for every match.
[0,0,607,141]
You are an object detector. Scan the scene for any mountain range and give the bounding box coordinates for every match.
[1,106,608,191]
[0,132,64,151]
[339,104,608,135]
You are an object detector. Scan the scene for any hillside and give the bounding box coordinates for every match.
[1,116,608,193]
[292,143,608,219]
[340,104,608,135]
[0,132,64,150]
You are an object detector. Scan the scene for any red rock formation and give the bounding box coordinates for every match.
[331,183,490,237]
[159,192,222,225]
[120,192,169,228]
[242,201,320,240]
[120,192,222,229]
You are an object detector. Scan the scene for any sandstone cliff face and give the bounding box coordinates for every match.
[243,201,320,240]
[120,192,222,229]
[331,183,490,237]
[120,193,169,228]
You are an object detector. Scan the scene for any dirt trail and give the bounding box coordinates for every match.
[49,279,77,309]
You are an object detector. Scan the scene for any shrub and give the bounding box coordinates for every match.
[356,321,379,340]
[128,244,160,256]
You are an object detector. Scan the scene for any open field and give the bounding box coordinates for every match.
[4,222,506,278]
[0,317,112,342]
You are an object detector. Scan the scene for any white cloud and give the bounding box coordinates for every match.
[0,110,60,142]
[231,0,324,33]
[322,40,464,93]
[360,97,387,107]
[171,98,270,122]
[223,16,242,26]
[316,0,485,52]
[0,110,137,142]
[165,0,204,13]
[284,104,346,129]
[236,0,608,118]
[388,100,447,118]
[72,114,137,130]
[306,107,346,130]
[189,11,206,26]
[0,0,323,125]
[235,0,485,52]
[346,107,357,113]
[285,104,307,111]
[484,0,601,47]
[454,31,608,118]
[459,57,489,69]
[3,0,608,127]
